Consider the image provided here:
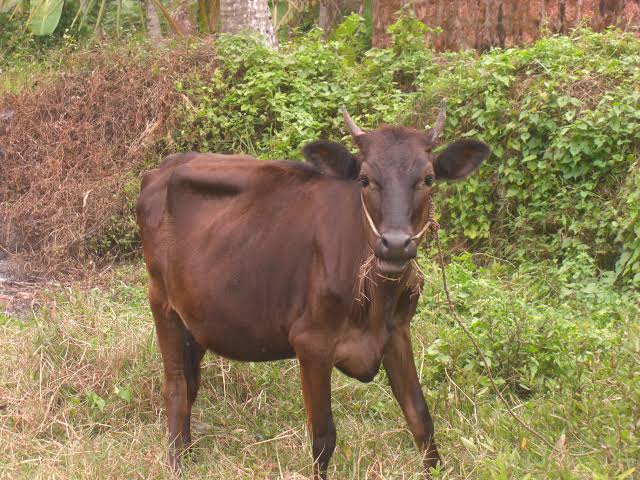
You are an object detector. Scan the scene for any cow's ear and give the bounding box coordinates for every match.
[434,139,491,180]
[303,140,360,180]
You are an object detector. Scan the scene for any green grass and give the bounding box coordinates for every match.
[0,256,638,479]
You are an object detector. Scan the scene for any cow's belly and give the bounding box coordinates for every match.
[334,328,388,383]
[173,302,297,362]
[206,329,295,362]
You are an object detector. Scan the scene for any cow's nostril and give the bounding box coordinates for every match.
[378,231,413,259]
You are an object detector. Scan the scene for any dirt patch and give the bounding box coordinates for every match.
[0,255,38,314]
[0,40,217,279]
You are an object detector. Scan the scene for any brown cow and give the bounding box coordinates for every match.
[136,101,490,479]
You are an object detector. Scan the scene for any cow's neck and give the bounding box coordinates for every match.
[349,189,434,330]
[350,228,423,332]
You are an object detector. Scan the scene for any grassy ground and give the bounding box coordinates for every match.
[0,255,638,479]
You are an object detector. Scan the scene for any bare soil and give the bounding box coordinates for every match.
[0,255,38,314]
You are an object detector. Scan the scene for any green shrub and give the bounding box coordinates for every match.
[174,12,436,159]
[417,252,639,395]
[329,13,371,65]
[415,30,640,288]
[174,20,640,287]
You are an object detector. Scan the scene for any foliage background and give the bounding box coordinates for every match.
[175,18,640,288]
[2,16,639,289]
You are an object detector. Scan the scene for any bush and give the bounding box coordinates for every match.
[175,21,640,287]
[174,13,437,159]
[3,15,639,286]
[417,252,639,395]
[412,29,640,288]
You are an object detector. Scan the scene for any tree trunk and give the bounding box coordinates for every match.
[173,0,198,35]
[220,0,278,48]
[145,0,162,39]
[319,0,361,35]
[411,0,640,52]
[371,0,403,48]
[208,0,220,32]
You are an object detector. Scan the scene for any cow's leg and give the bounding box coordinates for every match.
[383,322,441,473]
[182,328,205,450]
[149,283,190,474]
[296,345,335,480]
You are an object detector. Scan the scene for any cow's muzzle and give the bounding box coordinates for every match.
[374,230,417,274]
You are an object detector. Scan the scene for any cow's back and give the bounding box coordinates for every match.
[136,153,255,280]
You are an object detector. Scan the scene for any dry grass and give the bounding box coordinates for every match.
[0,264,424,479]
[0,260,638,479]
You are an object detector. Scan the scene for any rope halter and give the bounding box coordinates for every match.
[360,192,440,244]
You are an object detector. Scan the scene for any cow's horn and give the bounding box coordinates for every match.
[426,99,446,144]
[341,106,364,138]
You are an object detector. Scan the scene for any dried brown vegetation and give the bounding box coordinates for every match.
[0,42,217,278]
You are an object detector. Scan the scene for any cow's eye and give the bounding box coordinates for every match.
[359,175,370,187]
[425,175,435,186]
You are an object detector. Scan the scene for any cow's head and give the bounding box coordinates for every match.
[303,101,490,274]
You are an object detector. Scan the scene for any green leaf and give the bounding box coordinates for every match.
[88,392,106,411]
[114,386,132,403]
[29,0,64,36]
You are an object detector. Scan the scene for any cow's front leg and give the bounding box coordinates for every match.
[383,323,440,473]
[296,341,336,480]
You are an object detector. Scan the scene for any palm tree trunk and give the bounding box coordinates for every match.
[220,0,278,48]
[371,0,402,47]
[412,0,640,52]
[145,0,162,39]
[319,0,361,35]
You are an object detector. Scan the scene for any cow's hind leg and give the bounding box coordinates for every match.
[182,328,205,449]
[149,283,201,473]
